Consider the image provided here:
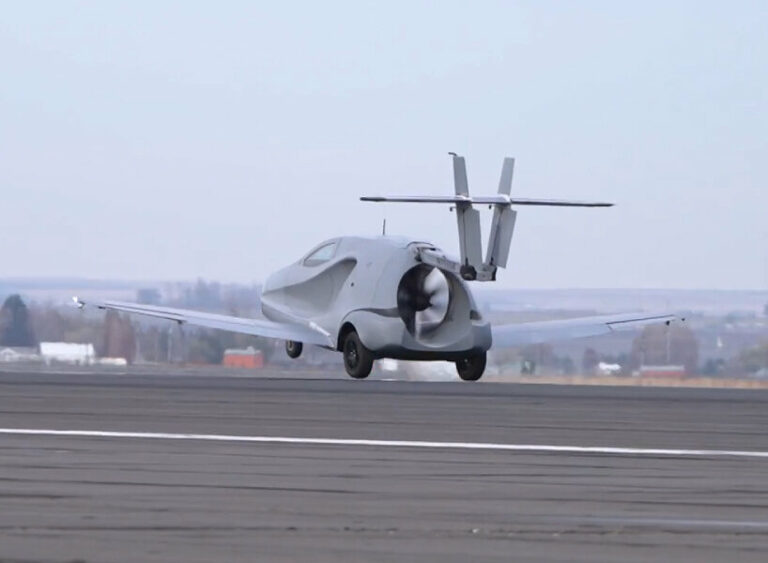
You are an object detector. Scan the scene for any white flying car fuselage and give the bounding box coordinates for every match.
[76,155,676,381]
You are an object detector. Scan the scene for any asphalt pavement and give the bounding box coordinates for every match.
[1,371,767,562]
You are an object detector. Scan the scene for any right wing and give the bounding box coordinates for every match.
[491,312,677,349]
[73,298,333,347]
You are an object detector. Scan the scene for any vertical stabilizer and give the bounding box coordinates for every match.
[452,153,469,196]
[484,158,517,269]
[450,154,483,271]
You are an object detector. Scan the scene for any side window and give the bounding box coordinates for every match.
[303,242,337,267]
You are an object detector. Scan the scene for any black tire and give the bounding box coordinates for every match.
[285,340,303,359]
[342,330,373,379]
[456,353,486,381]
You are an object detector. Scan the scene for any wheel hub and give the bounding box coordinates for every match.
[345,341,359,367]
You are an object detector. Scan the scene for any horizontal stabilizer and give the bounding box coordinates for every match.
[505,198,613,207]
[361,195,613,207]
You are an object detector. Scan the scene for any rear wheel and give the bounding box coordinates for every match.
[456,353,486,381]
[342,331,373,379]
[285,340,303,359]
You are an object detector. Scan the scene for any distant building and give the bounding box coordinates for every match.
[98,357,128,367]
[222,346,264,369]
[597,362,622,376]
[636,365,686,379]
[39,342,95,365]
[0,347,41,363]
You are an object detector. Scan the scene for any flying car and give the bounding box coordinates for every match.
[75,155,674,381]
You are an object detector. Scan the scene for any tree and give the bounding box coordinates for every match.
[631,324,699,374]
[101,310,136,363]
[735,342,768,375]
[137,288,161,305]
[581,348,599,374]
[135,325,169,363]
[29,306,67,342]
[701,358,726,376]
[181,279,222,309]
[520,343,556,375]
[187,330,227,364]
[0,294,37,347]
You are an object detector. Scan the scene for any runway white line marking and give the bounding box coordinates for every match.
[577,516,768,529]
[2,428,768,459]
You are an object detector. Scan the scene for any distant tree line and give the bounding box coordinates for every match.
[579,324,700,375]
[630,324,699,374]
[0,293,260,365]
[4,286,765,375]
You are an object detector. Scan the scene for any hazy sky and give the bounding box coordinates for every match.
[1,1,766,289]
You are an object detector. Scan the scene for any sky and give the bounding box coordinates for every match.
[1,1,766,289]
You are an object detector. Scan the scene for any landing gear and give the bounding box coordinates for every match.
[456,353,486,381]
[342,331,373,379]
[285,340,303,359]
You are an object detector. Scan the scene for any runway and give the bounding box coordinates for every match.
[1,371,768,562]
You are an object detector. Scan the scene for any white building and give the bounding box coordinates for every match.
[39,342,96,365]
[0,347,41,363]
[597,362,622,376]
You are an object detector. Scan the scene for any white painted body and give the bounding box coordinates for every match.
[261,236,491,359]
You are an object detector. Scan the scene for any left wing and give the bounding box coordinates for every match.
[73,298,333,347]
[491,312,677,349]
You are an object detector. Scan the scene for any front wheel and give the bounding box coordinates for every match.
[342,331,373,379]
[456,353,486,381]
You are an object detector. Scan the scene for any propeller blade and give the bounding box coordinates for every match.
[398,265,451,338]
[423,267,444,296]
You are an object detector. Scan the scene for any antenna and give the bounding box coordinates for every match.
[382,218,387,236]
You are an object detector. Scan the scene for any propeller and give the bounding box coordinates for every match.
[397,265,451,337]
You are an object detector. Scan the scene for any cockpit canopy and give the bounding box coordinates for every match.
[303,241,338,267]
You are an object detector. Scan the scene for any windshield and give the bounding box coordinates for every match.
[303,242,337,266]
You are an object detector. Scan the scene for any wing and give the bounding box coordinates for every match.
[491,312,677,349]
[73,297,333,347]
